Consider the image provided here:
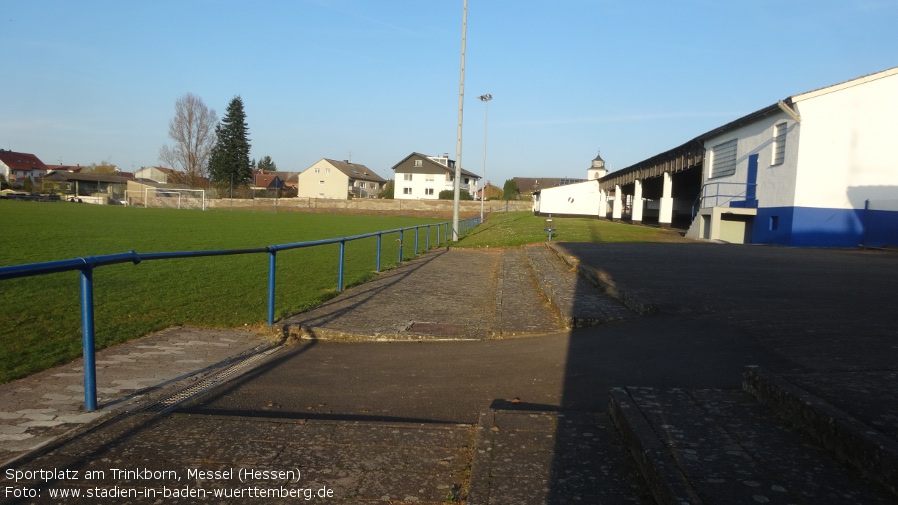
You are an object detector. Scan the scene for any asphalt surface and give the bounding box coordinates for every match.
[1,241,896,504]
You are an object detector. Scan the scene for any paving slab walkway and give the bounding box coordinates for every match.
[5,241,897,504]
[0,327,273,466]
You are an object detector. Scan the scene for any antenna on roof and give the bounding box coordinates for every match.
[348,151,352,163]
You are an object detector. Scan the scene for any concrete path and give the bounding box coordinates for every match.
[0,327,274,466]
[2,241,897,504]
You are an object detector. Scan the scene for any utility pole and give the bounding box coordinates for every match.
[478,94,492,224]
[452,0,467,241]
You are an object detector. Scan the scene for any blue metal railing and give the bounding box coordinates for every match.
[692,181,758,219]
[0,216,481,411]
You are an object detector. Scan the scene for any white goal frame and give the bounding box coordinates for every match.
[125,188,206,210]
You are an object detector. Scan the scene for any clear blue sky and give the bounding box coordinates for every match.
[2,0,896,186]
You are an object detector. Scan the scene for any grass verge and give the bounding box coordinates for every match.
[455,211,691,248]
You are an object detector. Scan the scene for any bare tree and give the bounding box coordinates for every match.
[159,93,217,188]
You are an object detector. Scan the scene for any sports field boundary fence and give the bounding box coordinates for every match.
[0,217,481,411]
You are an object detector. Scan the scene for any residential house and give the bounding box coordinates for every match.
[280,172,300,193]
[134,166,184,184]
[252,173,285,192]
[477,182,503,200]
[296,159,386,199]
[0,150,49,188]
[392,152,480,200]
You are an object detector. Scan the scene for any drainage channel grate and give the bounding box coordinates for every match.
[143,346,281,413]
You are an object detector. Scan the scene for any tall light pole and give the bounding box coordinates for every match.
[478,94,492,224]
[452,0,467,241]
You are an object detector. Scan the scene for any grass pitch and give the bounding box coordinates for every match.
[0,201,445,382]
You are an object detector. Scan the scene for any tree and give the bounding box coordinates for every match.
[159,93,217,188]
[381,180,395,199]
[83,161,119,174]
[440,189,472,200]
[503,179,519,200]
[208,96,252,192]
[256,156,277,173]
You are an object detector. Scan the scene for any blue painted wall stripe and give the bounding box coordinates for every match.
[752,206,898,247]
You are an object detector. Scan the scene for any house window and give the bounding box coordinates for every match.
[314,168,320,173]
[319,180,325,185]
[772,123,786,165]
[325,168,331,174]
[425,174,434,182]
[710,139,737,178]
[403,173,413,181]
[425,188,434,196]
[403,187,412,195]
[414,160,423,168]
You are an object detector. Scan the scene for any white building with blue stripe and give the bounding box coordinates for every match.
[690,66,898,247]
[588,66,897,248]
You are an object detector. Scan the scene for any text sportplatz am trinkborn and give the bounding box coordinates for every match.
[6,467,301,483]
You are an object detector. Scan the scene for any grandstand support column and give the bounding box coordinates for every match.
[612,184,622,221]
[659,171,674,228]
[632,179,643,223]
[598,188,607,219]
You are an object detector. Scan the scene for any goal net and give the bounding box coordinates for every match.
[125,188,206,210]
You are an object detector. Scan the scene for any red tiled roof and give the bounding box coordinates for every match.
[0,150,49,172]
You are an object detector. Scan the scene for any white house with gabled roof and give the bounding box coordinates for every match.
[391,152,480,200]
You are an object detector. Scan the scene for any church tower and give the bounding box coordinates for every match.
[587,151,606,180]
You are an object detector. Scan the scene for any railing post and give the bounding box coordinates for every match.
[79,265,98,412]
[376,233,382,272]
[338,240,345,292]
[267,250,276,326]
[398,230,404,264]
[426,225,431,251]
[414,227,419,255]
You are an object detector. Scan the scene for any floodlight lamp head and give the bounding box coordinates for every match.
[478,94,492,102]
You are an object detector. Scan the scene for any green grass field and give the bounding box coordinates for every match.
[0,201,447,382]
[453,211,691,248]
[0,201,688,383]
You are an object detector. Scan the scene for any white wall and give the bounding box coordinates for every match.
[702,109,800,209]
[395,171,448,200]
[535,180,601,216]
[792,69,898,210]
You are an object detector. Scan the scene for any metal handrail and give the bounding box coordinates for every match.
[0,216,481,411]
[692,181,758,219]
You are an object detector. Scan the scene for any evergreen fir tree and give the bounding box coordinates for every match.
[208,96,252,190]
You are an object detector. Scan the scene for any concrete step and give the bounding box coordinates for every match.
[524,244,634,328]
[743,366,898,498]
[467,408,653,504]
[609,383,895,504]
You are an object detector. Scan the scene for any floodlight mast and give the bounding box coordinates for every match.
[478,94,492,224]
[452,0,468,241]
